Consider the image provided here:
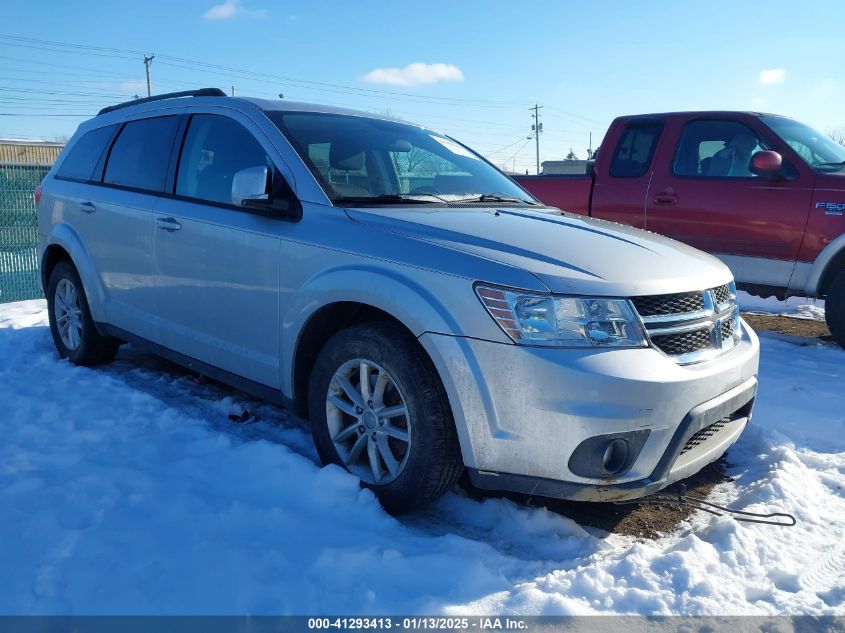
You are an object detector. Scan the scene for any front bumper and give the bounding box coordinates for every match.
[419,319,760,502]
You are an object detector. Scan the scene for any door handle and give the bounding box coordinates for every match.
[79,201,96,214]
[653,193,679,205]
[155,217,182,232]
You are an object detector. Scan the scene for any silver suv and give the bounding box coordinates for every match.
[37,89,760,511]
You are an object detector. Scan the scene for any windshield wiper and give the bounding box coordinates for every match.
[332,193,445,205]
[450,192,538,205]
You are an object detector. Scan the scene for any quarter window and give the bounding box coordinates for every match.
[176,114,273,205]
[103,116,180,192]
[56,124,116,182]
[609,122,662,178]
[673,120,768,178]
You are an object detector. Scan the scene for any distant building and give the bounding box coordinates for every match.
[0,139,64,167]
[541,159,591,175]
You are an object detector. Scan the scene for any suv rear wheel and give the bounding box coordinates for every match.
[46,261,120,365]
[308,322,463,512]
[825,269,845,349]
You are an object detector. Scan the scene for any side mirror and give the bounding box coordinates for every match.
[749,150,783,180]
[232,165,271,207]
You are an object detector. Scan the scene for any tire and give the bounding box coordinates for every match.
[308,322,463,513]
[46,260,120,366]
[825,269,845,349]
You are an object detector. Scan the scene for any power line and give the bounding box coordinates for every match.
[499,137,533,172]
[485,135,533,155]
[0,113,90,117]
[0,86,125,98]
[0,34,531,108]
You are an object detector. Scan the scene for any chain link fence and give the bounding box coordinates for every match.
[0,164,49,303]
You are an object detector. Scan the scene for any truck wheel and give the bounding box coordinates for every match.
[308,322,463,513]
[825,269,845,349]
[46,261,120,366]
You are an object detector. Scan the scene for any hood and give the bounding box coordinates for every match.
[346,206,732,296]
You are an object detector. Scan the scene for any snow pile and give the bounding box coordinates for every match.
[737,291,825,321]
[0,300,843,615]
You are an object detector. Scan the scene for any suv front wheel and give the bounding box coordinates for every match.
[46,261,120,365]
[308,322,463,512]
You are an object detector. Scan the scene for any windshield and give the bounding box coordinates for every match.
[266,111,535,204]
[760,115,845,171]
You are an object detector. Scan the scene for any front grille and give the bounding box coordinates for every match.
[713,284,732,305]
[631,283,739,364]
[631,291,704,317]
[651,329,711,356]
[680,418,730,455]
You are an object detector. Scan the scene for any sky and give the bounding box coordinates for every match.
[1,0,843,173]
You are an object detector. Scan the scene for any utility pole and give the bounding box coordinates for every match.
[530,104,543,175]
[143,55,155,97]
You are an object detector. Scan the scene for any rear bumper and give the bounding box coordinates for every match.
[419,318,759,502]
[466,375,755,502]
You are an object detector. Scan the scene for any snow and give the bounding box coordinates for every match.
[1,299,843,615]
[737,290,826,321]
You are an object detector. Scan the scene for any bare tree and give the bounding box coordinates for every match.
[826,126,845,147]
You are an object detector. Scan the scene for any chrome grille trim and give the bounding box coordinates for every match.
[630,282,741,364]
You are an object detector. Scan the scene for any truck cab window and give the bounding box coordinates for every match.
[609,122,662,178]
[674,120,768,178]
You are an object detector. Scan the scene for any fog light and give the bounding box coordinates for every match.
[602,439,629,474]
[568,429,649,479]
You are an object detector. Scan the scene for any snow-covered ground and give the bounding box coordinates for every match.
[1,300,843,615]
[737,290,826,321]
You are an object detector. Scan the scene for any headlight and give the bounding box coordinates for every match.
[476,285,648,348]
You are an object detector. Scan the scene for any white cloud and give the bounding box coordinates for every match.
[758,68,785,85]
[203,0,267,21]
[120,80,147,94]
[363,62,464,87]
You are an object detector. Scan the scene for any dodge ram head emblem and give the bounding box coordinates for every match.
[816,202,845,216]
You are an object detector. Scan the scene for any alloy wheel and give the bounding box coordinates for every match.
[325,358,412,485]
[54,278,83,350]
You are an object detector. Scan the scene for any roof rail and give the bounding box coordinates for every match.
[98,88,227,116]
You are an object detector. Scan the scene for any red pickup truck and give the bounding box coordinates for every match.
[514,111,845,347]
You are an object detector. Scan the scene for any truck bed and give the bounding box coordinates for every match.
[513,174,592,215]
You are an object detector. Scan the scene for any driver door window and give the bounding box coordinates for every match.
[176,114,273,205]
[673,120,767,178]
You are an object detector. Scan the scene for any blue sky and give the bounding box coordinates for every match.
[1,0,843,172]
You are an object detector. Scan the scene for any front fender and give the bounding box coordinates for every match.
[43,223,106,322]
[281,262,504,395]
[804,232,845,296]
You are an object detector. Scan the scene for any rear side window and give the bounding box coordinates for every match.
[609,122,662,178]
[104,116,180,192]
[175,114,272,205]
[56,125,116,181]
